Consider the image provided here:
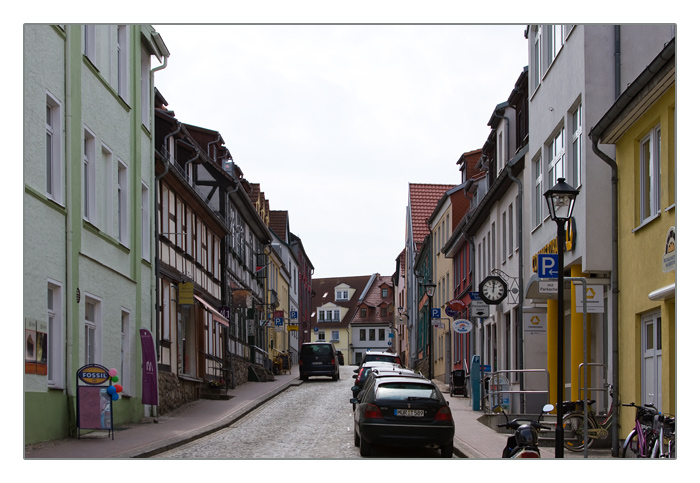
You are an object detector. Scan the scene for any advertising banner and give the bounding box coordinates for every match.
[139,329,159,405]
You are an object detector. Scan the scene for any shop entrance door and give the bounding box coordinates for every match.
[641,311,662,412]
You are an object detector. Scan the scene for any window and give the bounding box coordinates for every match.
[378,329,385,341]
[547,127,566,189]
[117,25,128,100]
[534,156,543,226]
[331,330,340,342]
[141,46,151,127]
[360,308,367,318]
[360,329,366,341]
[120,309,130,394]
[45,93,62,202]
[550,24,565,63]
[101,145,114,234]
[336,290,349,301]
[83,128,96,223]
[83,24,96,65]
[369,329,376,341]
[381,307,387,317]
[47,282,64,388]
[117,160,128,244]
[317,331,326,341]
[502,211,507,261]
[84,297,101,365]
[532,25,542,90]
[141,183,150,260]
[640,126,661,223]
[572,105,583,188]
[381,288,388,298]
[508,204,514,255]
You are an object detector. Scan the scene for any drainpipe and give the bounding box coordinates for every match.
[207,133,223,160]
[505,159,524,413]
[590,136,619,456]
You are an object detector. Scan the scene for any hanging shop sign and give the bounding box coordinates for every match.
[452,319,473,333]
[178,282,194,305]
[663,226,676,273]
[525,313,547,333]
[445,299,468,317]
[574,285,604,313]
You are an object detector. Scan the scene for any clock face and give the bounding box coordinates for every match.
[479,276,507,304]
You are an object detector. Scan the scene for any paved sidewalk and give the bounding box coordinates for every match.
[434,379,614,459]
[25,365,614,459]
[25,366,303,459]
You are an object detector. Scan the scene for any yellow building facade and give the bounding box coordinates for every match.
[594,40,676,437]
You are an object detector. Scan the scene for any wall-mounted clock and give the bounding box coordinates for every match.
[479,276,508,305]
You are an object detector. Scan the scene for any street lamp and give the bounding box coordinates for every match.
[543,177,579,459]
[421,281,437,380]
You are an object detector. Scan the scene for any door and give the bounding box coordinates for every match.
[641,311,662,412]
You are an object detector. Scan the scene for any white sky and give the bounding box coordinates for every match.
[154,24,528,278]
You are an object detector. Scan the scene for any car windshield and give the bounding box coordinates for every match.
[375,382,439,401]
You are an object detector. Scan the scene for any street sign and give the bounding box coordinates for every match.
[431,308,441,319]
[575,285,604,313]
[537,253,559,279]
[469,291,481,300]
[290,311,298,319]
[274,317,284,326]
[432,321,444,329]
[538,280,557,294]
[470,299,488,317]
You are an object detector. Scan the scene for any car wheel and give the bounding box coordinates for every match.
[359,436,373,457]
[354,430,360,447]
[300,375,308,381]
[440,442,454,458]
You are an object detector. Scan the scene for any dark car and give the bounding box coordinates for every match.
[336,351,345,366]
[350,376,455,457]
[353,350,402,375]
[351,365,425,410]
[299,342,340,381]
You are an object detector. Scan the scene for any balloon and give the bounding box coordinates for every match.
[114,384,123,393]
[111,376,119,383]
[107,386,116,395]
[111,393,119,401]
[109,368,118,377]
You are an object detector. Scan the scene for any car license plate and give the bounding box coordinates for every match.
[312,362,323,365]
[395,409,424,417]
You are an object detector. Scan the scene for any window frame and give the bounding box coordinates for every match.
[572,104,583,188]
[117,159,128,245]
[83,295,102,365]
[640,125,662,223]
[45,93,63,203]
[47,281,64,388]
[83,127,97,223]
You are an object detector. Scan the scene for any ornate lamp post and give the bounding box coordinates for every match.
[543,177,580,458]
[422,281,437,380]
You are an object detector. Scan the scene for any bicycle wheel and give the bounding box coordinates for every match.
[622,429,640,458]
[562,413,596,452]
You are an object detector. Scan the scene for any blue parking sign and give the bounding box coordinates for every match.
[537,254,559,279]
[431,308,441,319]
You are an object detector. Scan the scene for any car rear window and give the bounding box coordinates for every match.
[302,344,332,356]
[375,382,439,401]
[364,355,401,364]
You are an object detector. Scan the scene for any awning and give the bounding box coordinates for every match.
[194,295,229,327]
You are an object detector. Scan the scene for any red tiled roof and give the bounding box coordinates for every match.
[409,183,456,249]
[351,275,394,325]
[269,210,288,241]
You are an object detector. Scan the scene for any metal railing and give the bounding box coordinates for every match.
[481,368,550,414]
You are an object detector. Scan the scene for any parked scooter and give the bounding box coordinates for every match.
[497,404,554,458]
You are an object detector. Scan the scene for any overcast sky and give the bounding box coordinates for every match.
[153,24,528,279]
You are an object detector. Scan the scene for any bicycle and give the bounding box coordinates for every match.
[560,383,614,452]
[621,402,658,458]
[651,413,675,458]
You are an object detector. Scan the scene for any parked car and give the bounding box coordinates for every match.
[350,376,455,457]
[353,350,402,375]
[299,342,340,381]
[336,351,345,366]
[351,362,405,399]
[351,365,424,409]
